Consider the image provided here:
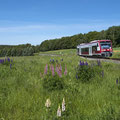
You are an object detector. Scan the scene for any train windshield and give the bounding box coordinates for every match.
[100,41,111,49]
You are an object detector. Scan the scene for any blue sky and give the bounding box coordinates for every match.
[0,0,120,45]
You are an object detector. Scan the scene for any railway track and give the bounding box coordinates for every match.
[81,56,120,63]
[106,58,120,61]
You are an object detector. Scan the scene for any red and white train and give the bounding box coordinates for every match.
[77,40,113,57]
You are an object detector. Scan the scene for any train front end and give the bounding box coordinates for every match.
[99,40,113,57]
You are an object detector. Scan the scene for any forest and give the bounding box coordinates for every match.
[39,26,120,51]
[0,26,120,56]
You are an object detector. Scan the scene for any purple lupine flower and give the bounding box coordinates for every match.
[44,64,48,75]
[50,59,51,62]
[56,64,58,73]
[60,64,62,71]
[53,59,54,62]
[61,59,63,61]
[2,59,4,64]
[76,75,78,79]
[101,70,104,78]
[79,61,82,66]
[58,68,62,77]
[0,59,2,64]
[7,58,10,62]
[55,64,62,77]
[80,61,87,66]
[11,59,13,62]
[97,60,101,66]
[51,65,55,76]
[64,65,67,75]
[85,62,88,66]
[56,64,62,77]
[80,62,83,66]
[2,59,4,63]
[10,64,12,69]
[116,78,118,84]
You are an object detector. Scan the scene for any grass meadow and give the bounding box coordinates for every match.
[0,49,120,120]
[112,47,120,58]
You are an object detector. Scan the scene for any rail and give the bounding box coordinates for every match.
[81,56,120,62]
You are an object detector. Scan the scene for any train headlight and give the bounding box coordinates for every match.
[97,47,100,51]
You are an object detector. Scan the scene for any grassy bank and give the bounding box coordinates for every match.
[112,47,120,58]
[0,49,120,120]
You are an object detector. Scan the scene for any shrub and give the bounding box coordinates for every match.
[42,63,67,91]
[76,61,102,83]
[42,74,64,91]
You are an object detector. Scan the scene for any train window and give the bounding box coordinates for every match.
[81,48,89,54]
[100,42,111,49]
[92,46,97,52]
[97,43,99,47]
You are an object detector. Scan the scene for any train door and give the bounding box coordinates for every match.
[89,46,92,56]
[77,48,79,55]
[79,47,81,55]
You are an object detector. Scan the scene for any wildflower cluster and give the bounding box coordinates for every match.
[49,58,63,64]
[79,61,88,66]
[44,63,67,77]
[0,58,13,69]
[97,60,101,67]
[50,59,55,64]
[116,77,120,85]
[76,60,103,83]
[0,58,12,64]
[45,98,66,118]
[42,62,67,91]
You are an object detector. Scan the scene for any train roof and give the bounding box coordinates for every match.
[77,40,111,47]
[90,40,111,43]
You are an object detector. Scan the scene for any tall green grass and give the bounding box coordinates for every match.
[0,49,120,120]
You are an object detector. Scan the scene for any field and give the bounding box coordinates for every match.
[112,47,120,58]
[0,49,120,120]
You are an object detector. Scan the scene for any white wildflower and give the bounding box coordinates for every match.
[62,98,65,112]
[57,105,61,117]
[45,98,51,108]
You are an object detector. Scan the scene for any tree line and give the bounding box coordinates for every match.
[39,26,120,51]
[0,44,35,57]
[0,26,120,57]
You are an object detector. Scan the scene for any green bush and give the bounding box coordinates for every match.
[42,74,65,91]
[76,61,102,83]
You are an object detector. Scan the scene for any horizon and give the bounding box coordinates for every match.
[0,0,120,45]
[0,25,118,46]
